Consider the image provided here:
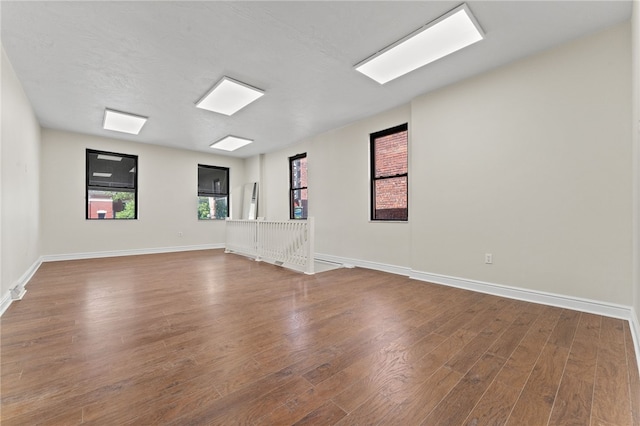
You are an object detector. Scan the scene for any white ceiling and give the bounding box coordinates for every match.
[1,1,632,158]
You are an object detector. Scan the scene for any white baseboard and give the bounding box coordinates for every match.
[0,292,13,316]
[315,253,411,276]
[41,243,225,262]
[0,257,41,316]
[630,308,640,375]
[410,270,632,320]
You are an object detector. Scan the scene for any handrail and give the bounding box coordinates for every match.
[225,217,315,274]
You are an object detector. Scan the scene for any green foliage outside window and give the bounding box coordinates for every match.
[113,192,135,219]
[198,196,228,220]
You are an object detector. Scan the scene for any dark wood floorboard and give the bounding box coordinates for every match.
[1,249,638,425]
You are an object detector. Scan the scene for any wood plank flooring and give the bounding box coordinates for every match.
[1,249,639,425]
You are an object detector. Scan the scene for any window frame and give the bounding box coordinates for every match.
[370,123,409,222]
[86,148,138,220]
[197,164,230,220]
[289,153,308,220]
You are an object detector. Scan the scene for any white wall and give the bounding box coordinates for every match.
[633,1,640,330]
[40,129,244,257]
[411,23,632,305]
[1,47,41,302]
[261,105,412,267]
[260,22,633,307]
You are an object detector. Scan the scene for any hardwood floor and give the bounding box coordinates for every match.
[1,249,639,425]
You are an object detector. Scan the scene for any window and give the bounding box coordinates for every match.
[86,149,138,220]
[198,165,229,220]
[289,153,308,219]
[370,123,408,221]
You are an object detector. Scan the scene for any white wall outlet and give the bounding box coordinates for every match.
[485,253,493,264]
[178,231,183,237]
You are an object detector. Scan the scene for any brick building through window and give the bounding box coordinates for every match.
[370,124,408,221]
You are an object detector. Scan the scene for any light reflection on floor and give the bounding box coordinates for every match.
[313,260,341,273]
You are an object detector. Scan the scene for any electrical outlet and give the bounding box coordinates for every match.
[178,231,183,237]
[485,253,493,264]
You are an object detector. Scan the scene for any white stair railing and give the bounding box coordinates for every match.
[225,217,315,274]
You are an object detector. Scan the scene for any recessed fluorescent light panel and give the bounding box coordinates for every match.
[209,135,253,152]
[103,109,148,135]
[355,3,484,84]
[92,172,112,178]
[196,76,264,116]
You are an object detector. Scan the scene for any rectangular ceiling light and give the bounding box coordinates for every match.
[355,3,484,84]
[209,135,253,152]
[92,172,112,178]
[196,76,264,116]
[103,109,148,135]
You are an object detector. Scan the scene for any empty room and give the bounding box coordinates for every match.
[2,1,640,424]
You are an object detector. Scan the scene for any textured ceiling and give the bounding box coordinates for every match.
[1,1,632,158]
